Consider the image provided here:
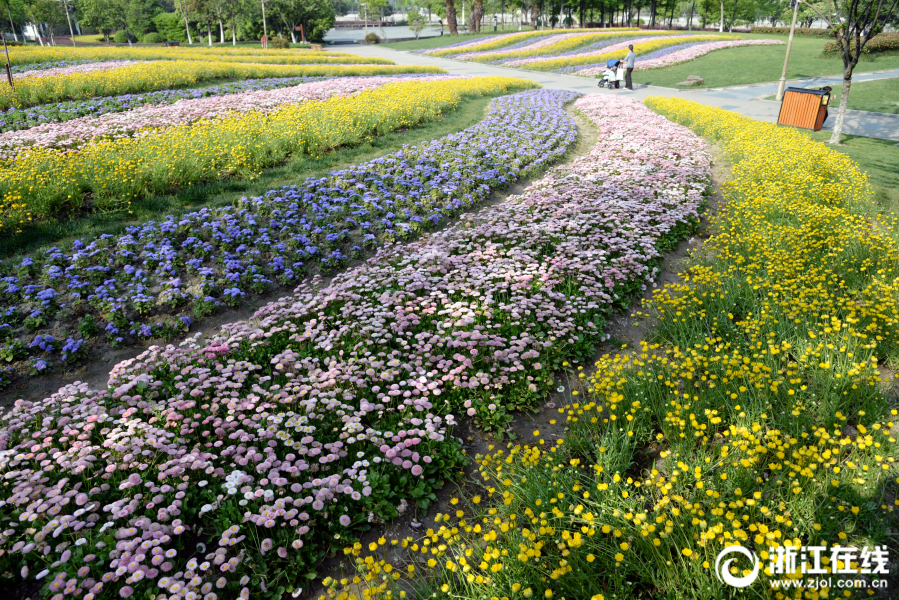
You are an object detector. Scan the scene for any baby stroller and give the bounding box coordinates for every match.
[598,59,621,88]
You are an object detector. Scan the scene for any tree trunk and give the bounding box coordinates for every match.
[125,25,132,47]
[181,9,193,44]
[7,7,18,41]
[729,0,738,31]
[61,0,76,48]
[719,0,724,31]
[232,17,237,45]
[688,0,695,29]
[469,0,483,31]
[446,0,458,33]
[530,3,538,28]
[219,17,225,43]
[208,27,212,46]
[829,66,852,144]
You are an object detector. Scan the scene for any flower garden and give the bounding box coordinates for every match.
[1,38,896,600]
[418,29,783,76]
[314,97,899,600]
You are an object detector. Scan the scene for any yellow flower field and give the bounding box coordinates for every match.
[0,76,535,232]
[8,45,393,66]
[0,60,443,109]
[316,100,898,600]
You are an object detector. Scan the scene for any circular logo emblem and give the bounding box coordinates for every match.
[715,545,761,588]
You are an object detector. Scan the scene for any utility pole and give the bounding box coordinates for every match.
[775,0,800,101]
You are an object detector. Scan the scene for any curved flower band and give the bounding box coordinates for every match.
[0,91,709,600]
[0,85,568,379]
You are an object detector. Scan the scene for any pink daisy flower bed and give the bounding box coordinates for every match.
[0,92,710,600]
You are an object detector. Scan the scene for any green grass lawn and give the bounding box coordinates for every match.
[806,131,899,213]
[764,77,899,114]
[1,95,497,259]
[382,26,535,51]
[626,33,899,88]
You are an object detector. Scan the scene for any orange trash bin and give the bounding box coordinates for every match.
[777,87,831,131]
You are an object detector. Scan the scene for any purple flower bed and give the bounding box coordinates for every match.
[0,75,432,133]
[0,93,709,600]
[0,90,579,385]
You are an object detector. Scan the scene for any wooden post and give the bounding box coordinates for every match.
[775,0,800,101]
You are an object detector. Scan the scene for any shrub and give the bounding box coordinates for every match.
[269,36,290,48]
[751,25,834,36]
[142,32,162,43]
[823,32,899,54]
[365,32,381,44]
[113,29,136,43]
[153,12,190,42]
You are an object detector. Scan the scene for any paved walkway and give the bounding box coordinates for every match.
[349,44,899,142]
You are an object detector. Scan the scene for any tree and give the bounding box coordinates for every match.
[468,0,482,29]
[0,0,27,41]
[153,10,189,39]
[445,0,457,31]
[757,0,788,24]
[174,0,194,41]
[79,0,117,40]
[24,0,65,44]
[270,0,334,42]
[800,0,899,143]
[408,2,427,35]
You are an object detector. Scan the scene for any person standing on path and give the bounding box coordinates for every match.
[624,45,636,90]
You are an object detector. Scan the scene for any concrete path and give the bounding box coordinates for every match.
[349,44,899,142]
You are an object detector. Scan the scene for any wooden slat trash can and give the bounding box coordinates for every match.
[777,87,830,131]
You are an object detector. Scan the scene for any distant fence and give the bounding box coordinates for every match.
[334,21,389,29]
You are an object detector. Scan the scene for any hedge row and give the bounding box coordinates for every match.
[750,25,833,36]
[823,32,899,54]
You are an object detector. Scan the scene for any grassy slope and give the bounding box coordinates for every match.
[774,77,899,115]
[1,95,497,259]
[632,33,899,88]
[809,131,899,212]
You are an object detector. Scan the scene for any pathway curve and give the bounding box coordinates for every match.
[348,44,899,142]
